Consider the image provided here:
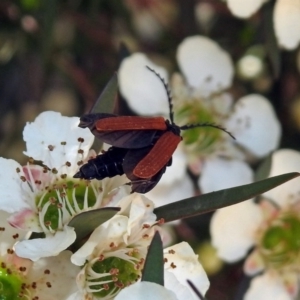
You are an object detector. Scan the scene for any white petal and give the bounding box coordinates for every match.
[199,158,253,194]
[263,149,300,206]
[102,183,131,207]
[22,164,52,191]
[146,175,194,208]
[117,193,156,223]
[176,36,234,96]
[274,0,300,50]
[71,215,128,265]
[210,201,262,262]
[28,250,79,300]
[119,53,170,115]
[164,271,197,300]
[23,111,94,173]
[226,0,266,18]
[123,194,157,240]
[115,282,178,300]
[8,208,42,232]
[0,210,28,256]
[245,272,291,300]
[226,94,281,158]
[14,225,76,261]
[164,242,210,298]
[0,158,32,213]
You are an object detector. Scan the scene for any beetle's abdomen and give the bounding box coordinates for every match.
[73,147,127,180]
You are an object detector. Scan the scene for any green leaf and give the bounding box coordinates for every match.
[263,1,281,79]
[90,73,118,150]
[68,207,120,243]
[255,153,272,181]
[154,172,300,222]
[90,73,118,113]
[91,73,118,114]
[141,231,164,286]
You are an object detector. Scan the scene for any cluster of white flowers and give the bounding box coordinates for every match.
[0,111,127,262]
[211,149,300,300]
[0,111,209,299]
[0,33,294,300]
[116,34,300,299]
[118,35,281,205]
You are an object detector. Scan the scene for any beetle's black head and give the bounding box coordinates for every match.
[165,119,181,136]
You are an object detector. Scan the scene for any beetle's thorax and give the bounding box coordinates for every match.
[165,119,181,136]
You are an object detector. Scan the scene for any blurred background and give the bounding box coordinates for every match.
[0,0,299,299]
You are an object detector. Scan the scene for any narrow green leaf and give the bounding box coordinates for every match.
[263,1,281,78]
[90,73,118,114]
[142,231,164,286]
[255,153,272,181]
[154,172,300,222]
[68,207,120,243]
[90,73,118,150]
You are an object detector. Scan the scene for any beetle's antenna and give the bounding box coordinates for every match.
[180,123,235,140]
[146,66,174,124]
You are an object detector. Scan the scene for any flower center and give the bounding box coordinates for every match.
[259,214,300,270]
[175,100,223,157]
[36,178,98,232]
[0,261,28,299]
[86,251,143,298]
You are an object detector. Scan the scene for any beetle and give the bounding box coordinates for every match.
[74,67,234,193]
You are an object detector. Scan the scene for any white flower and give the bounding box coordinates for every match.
[210,149,300,299]
[69,193,158,299]
[225,0,300,50]
[0,111,129,261]
[118,35,281,196]
[69,194,210,300]
[0,209,80,299]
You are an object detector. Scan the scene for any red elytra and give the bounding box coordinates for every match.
[133,131,182,178]
[96,116,167,131]
[95,115,179,179]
